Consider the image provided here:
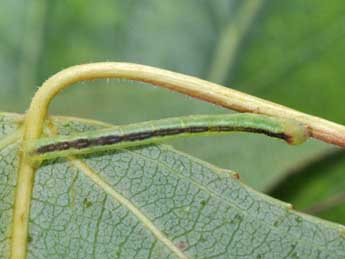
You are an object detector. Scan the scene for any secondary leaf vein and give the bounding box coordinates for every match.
[68,157,189,259]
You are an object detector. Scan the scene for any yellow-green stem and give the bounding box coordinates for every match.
[22,63,345,146]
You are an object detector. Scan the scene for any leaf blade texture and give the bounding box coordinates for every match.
[1,113,345,258]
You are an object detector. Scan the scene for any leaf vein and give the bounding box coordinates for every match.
[68,157,189,259]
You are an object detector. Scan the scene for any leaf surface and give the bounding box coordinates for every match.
[1,112,345,258]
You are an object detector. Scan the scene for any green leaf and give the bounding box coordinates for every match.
[270,150,345,225]
[232,0,345,124]
[2,112,345,258]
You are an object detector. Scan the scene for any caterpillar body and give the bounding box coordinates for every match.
[26,113,309,161]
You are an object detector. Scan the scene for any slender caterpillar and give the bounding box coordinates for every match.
[26,113,309,161]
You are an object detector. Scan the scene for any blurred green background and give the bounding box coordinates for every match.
[1,0,344,223]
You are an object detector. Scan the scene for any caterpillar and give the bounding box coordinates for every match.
[25,113,309,161]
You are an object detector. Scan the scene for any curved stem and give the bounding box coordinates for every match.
[24,62,345,146]
[11,62,345,259]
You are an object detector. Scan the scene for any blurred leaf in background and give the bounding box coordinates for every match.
[270,150,345,225]
[0,0,344,223]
